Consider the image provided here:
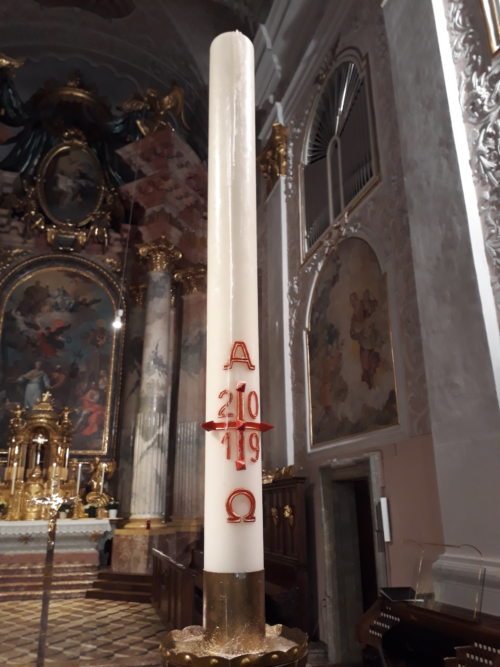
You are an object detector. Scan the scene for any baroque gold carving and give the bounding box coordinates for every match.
[104,257,122,274]
[137,236,182,272]
[119,83,189,136]
[2,394,77,520]
[262,465,295,484]
[173,264,206,294]
[0,247,30,272]
[258,123,289,193]
[0,53,25,74]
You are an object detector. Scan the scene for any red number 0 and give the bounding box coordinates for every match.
[247,391,259,419]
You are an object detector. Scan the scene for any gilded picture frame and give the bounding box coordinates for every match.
[0,255,124,458]
[35,139,106,229]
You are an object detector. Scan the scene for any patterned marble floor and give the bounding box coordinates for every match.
[0,598,165,665]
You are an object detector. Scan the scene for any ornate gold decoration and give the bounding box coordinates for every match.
[137,235,182,272]
[85,456,116,510]
[0,247,30,272]
[283,504,294,528]
[173,264,206,294]
[0,53,25,74]
[10,132,120,252]
[160,624,308,667]
[258,123,289,193]
[119,83,189,136]
[262,465,295,485]
[2,394,75,520]
[271,507,279,526]
[104,257,122,274]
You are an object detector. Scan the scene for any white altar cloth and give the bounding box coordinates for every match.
[0,519,111,554]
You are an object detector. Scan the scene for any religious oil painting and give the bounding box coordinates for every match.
[308,237,398,445]
[38,143,104,227]
[0,257,122,455]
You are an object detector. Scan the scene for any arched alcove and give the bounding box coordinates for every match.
[0,254,123,457]
[307,237,397,445]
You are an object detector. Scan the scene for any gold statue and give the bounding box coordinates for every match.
[119,83,189,136]
[0,53,25,74]
[258,123,289,193]
[87,457,116,494]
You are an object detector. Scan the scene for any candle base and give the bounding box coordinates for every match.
[204,570,265,650]
[160,624,307,667]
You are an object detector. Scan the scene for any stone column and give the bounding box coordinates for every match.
[171,265,207,529]
[127,236,182,527]
[117,282,146,517]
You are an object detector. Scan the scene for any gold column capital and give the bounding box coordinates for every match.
[173,264,206,294]
[258,122,289,192]
[137,236,182,272]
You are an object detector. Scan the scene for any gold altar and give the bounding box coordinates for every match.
[0,392,114,520]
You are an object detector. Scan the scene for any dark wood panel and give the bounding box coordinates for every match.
[358,596,500,666]
[152,477,314,635]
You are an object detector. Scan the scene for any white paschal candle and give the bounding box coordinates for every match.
[204,32,268,574]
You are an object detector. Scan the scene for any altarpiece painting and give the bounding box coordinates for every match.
[308,237,398,445]
[0,256,122,456]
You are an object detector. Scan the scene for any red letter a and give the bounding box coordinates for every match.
[224,341,256,370]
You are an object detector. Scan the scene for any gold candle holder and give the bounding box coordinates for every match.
[160,625,307,667]
[72,496,87,519]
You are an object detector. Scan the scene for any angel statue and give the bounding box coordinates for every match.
[87,457,116,494]
[0,53,25,75]
[119,83,189,136]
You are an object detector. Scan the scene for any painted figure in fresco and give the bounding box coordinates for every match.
[76,382,105,437]
[17,361,50,408]
[50,364,68,405]
[34,321,71,357]
[349,289,382,389]
[3,268,115,453]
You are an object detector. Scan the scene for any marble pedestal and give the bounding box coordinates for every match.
[0,518,111,565]
[111,526,175,575]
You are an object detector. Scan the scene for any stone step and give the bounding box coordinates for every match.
[0,571,96,583]
[86,588,151,603]
[0,578,95,592]
[91,579,151,592]
[0,563,96,576]
[98,570,152,584]
[0,587,89,602]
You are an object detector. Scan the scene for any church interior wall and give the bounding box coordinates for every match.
[256,0,448,649]
[383,0,500,613]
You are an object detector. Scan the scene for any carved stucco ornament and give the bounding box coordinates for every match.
[258,123,289,194]
[447,0,500,313]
